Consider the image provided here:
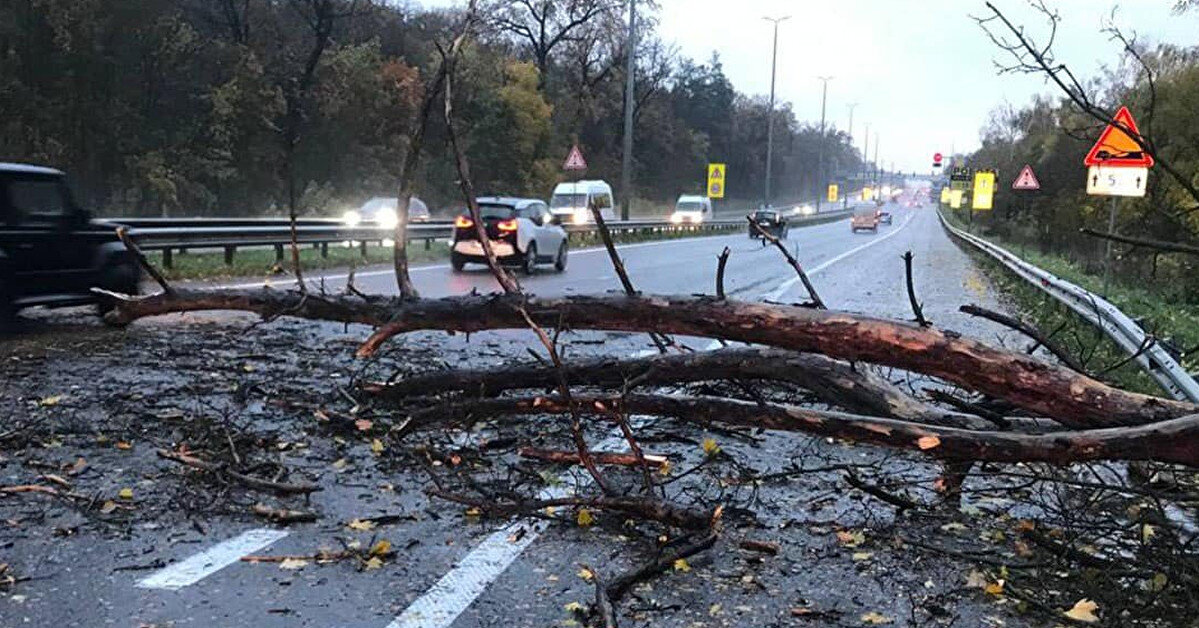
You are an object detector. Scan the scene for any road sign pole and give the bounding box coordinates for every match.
[1103,196,1118,295]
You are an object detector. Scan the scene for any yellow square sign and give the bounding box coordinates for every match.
[827,184,839,203]
[862,187,873,201]
[972,170,996,210]
[940,187,950,204]
[950,189,964,209]
[706,163,726,199]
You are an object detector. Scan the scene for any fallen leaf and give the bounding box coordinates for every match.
[576,508,594,527]
[369,539,391,557]
[465,507,482,518]
[860,611,894,625]
[1142,524,1156,543]
[279,558,308,570]
[346,519,376,531]
[332,458,348,470]
[99,500,118,514]
[1063,598,1099,623]
[852,552,873,561]
[984,580,1004,595]
[965,569,988,589]
[836,530,866,547]
[362,556,384,571]
[577,567,594,582]
[708,603,722,616]
[1146,572,1168,592]
[371,439,385,455]
[354,419,373,431]
[672,558,691,572]
[940,522,967,533]
[916,435,941,450]
[38,395,63,407]
[65,457,87,475]
[118,488,134,500]
[115,441,132,450]
[563,601,585,613]
[659,460,672,476]
[701,438,720,456]
[242,363,255,372]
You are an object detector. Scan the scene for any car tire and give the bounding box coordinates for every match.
[451,253,466,272]
[522,242,538,275]
[553,241,568,272]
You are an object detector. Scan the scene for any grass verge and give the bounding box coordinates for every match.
[941,209,1198,395]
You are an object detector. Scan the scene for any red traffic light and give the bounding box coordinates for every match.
[933,152,943,163]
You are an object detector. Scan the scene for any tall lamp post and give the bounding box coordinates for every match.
[762,15,790,207]
[619,0,637,220]
[815,75,833,210]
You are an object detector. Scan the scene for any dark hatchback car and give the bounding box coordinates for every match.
[748,208,788,240]
[0,163,140,329]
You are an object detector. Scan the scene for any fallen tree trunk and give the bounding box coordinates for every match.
[361,347,988,429]
[102,290,1195,427]
[405,393,1199,467]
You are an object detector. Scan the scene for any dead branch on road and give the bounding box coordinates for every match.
[156,449,319,495]
[116,227,175,296]
[103,290,1195,427]
[715,246,730,299]
[960,304,1086,374]
[902,251,929,327]
[1080,228,1199,256]
[747,216,825,308]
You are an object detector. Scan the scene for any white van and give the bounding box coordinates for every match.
[670,195,712,224]
[550,180,616,224]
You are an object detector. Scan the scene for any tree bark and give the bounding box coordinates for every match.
[405,393,1199,467]
[102,290,1195,427]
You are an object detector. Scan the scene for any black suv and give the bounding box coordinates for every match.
[748,208,788,240]
[0,163,140,328]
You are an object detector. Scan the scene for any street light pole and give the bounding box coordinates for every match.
[619,0,637,221]
[763,16,789,207]
[815,75,833,210]
[862,122,869,192]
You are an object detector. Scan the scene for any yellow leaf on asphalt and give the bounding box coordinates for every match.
[465,507,482,517]
[860,611,894,624]
[984,580,1004,595]
[701,438,720,456]
[369,539,391,556]
[332,458,348,470]
[38,395,62,407]
[362,556,384,571]
[99,500,117,514]
[659,460,672,476]
[347,519,376,531]
[576,508,594,527]
[672,558,691,572]
[1146,572,1168,592]
[371,439,385,455]
[916,435,941,450]
[279,558,308,570]
[115,441,132,450]
[1142,524,1157,543]
[1063,598,1099,623]
[836,530,866,547]
[117,488,133,500]
[577,567,594,581]
[852,552,873,561]
[563,601,585,613]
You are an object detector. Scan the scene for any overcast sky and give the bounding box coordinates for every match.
[418,0,1197,173]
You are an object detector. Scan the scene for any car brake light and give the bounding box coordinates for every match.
[454,215,473,228]
[497,219,518,232]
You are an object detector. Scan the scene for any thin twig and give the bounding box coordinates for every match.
[747,216,825,308]
[901,251,929,326]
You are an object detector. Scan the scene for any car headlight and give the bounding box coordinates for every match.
[342,210,362,227]
[572,209,588,224]
[376,208,399,230]
[670,213,683,224]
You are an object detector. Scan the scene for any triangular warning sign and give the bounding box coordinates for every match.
[563,145,588,171]
[710,166,723,179]
[1011,164,1040,191]
[1084,106,1154,167]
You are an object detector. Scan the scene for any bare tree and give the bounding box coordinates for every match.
[487,0,622,87]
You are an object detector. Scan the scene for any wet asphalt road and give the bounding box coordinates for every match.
[1,204,1026,628]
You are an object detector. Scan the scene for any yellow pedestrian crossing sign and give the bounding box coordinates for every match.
[827,184,839,203]
[707,163,726,199]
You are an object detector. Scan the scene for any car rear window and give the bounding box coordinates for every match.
[474,204,516,219]
[753,210,776,220]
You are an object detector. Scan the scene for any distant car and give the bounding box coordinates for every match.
[0,163,141,328]
[851,207,880,232]
[878,210,893,225]
[670,195,712,224]
[749,208,788,240]
[343,196,430,229]
[550,180,616,224]
[452,197,567,274]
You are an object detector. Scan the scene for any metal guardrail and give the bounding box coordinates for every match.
[105,206,854,269]
[939,210,1199,403]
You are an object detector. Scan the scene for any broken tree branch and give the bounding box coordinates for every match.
[1079,228,1199,257]
[748,216,825,308]
[715,246,730,299]
[104,290,1195,427]
[116,227,174,297]
[959,304,1086,374]
[156,449,320,495]
[902,251,929,327]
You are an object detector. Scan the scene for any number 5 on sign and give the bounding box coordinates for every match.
[972,171,995,210]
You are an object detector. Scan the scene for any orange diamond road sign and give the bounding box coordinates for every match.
[563,145,587,171]
[1011,164,1040,191]
[1083,106,1154,168]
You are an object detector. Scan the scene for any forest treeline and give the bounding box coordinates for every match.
[0,0,864,217]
